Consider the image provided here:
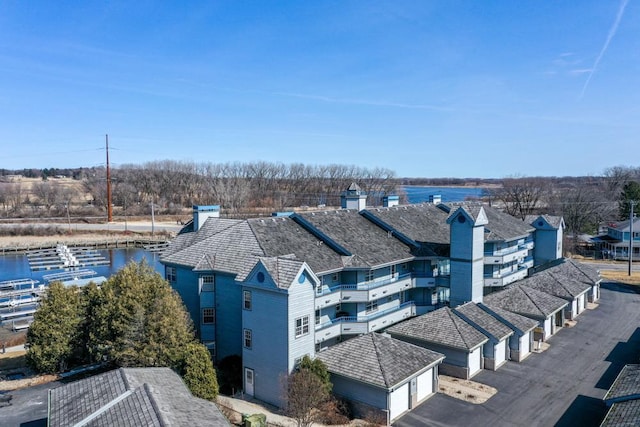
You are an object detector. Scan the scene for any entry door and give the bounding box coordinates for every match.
[244,368,254,396]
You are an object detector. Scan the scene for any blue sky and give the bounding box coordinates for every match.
[1,1,638,178]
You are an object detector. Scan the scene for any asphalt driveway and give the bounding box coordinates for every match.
[396,281,640,427]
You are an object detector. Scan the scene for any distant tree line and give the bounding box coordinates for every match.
[85,161,401,216]
[485,166,640,253]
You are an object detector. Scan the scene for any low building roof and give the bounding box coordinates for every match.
[605,364,640,403]
[48,367,229,427]
[601,400,640,427]
[386,307,488,351]
[316,333,444,390]
[478,302,539,334]
[483,284,568,320]
[519,270,589,302]
[454,302,514,341]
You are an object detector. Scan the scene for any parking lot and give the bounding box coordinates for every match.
[396,281,640,426]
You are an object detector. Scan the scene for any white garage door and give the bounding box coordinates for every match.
[495,339,507,366]
[389,382,409,422]
[416,368,433,401]
[468,347,482,376]
[520,333,530,356]
[571,300,577,317]
[578,294,585,313]
[544,317,552,338]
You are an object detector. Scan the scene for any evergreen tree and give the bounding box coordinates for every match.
[26,282,83,373]
[179,342,219,400]
[298,355,332,394]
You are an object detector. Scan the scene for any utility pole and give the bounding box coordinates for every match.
[106,134,113,222]
[629,201,635,276]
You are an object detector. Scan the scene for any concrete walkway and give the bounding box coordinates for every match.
[217,395,297,426]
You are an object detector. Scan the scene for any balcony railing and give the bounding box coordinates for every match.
[315,301,416,342]
[484,265,529,287]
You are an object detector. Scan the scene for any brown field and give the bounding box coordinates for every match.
[600,270,640,286]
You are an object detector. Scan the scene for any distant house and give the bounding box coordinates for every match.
[593,218,640,260]
[317,333,445,425]
[48,367,229,426]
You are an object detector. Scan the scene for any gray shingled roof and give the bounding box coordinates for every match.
[161,220,264,280]
[316,333,444,389]
[483,284,568,320]
[518,270,588,302]
[478,302,538,334]
[605,365,640,402]
[248,216,345,274]
[601,400,640,427]
[49,367,229,427]
[386,307,488,351]
[454,302,513,341]
[363,204,451,245]
[448,202,533,242]
[258,256,306,289]
[299,209,414,268]
[561,258,601,285]
[525,214,564,229]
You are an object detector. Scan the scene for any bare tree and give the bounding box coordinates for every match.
[284,369,330,427]
[489,176,547,219]
[33,181,63,214]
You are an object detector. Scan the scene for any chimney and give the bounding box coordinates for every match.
[383,195,399,208]
[193,205,220,231]
[340,182,367,211]
[429,194,442,205]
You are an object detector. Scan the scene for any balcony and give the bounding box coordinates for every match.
[484,266,529,287]
[314,301,416,344]
[484,247,530,265]
[316,273,413,307]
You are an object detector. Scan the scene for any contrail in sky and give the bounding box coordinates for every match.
[580,0,629,99]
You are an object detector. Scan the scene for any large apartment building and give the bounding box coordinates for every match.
[160,186,564,410]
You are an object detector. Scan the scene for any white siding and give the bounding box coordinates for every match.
[416,368,433,401]
[468,347,482,376]
[578,294,585,314]
[389,382,409,422]
[495,340,507,366]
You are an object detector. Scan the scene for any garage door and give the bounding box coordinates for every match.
[389,382,409,422]
[578,294,585,313]
[544,317,552,338]
[416,368,433,402]
[468,347,482,376]
[520,333,530,357]
[495,339,507,366]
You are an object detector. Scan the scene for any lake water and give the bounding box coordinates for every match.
[403,186,486,204]
[0,248,163,283]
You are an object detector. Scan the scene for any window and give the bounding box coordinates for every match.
[295,316,310,338]
[243,329,252,349]
[366,299,378,314]
[365,269,374,282]
[201,275,215,292]
[204,341,216,358]
[316,284,323,295]
[202,308,215,324]
[166,266,176,283]
[243,290,252,310]
[332,273,339,282]
[315,309,321,325]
